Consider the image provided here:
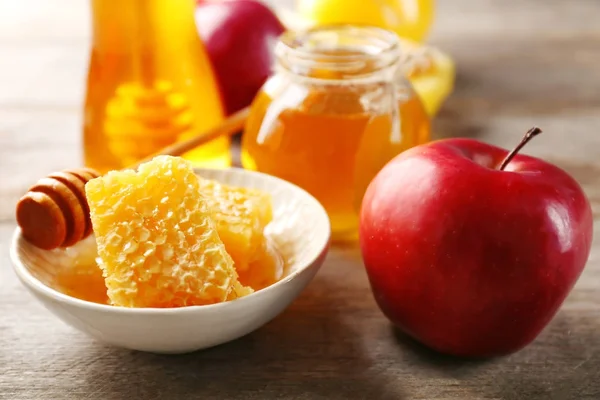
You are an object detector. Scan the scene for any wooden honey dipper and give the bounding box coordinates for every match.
[16,106,250,250]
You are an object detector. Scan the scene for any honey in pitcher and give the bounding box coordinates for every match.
[83,0,229,173]
[241,26,431,241]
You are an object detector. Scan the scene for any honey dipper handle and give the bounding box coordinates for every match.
[128,106,251,169]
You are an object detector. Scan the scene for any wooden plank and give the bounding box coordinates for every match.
[1,221,600,400]
[430,0,600,39]
[2,0,600,398]
[433,36,600,118]
[0,110,83,222]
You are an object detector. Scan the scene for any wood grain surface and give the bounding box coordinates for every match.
[2,0,600,399]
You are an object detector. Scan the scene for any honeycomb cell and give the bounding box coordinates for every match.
[198,177,273,271]
[85,155,252,308]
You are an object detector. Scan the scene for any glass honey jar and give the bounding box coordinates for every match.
[241,25,431,241]
[83,0,229,173]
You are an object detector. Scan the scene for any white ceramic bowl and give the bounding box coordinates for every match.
[10,168,330,354]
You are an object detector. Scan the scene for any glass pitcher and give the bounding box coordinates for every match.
[83,0,228,173]
[241,25,431,242]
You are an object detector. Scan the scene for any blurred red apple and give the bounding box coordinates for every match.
[195,0,285,115]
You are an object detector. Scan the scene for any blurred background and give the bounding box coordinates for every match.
[1,0,599,202]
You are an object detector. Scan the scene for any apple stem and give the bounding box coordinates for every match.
[498,126,543,171]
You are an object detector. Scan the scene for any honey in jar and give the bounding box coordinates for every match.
[241,26,431,241]
[83,0,229,173]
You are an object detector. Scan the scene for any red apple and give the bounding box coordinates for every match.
[195,0,285,115]
[359,128,593,357]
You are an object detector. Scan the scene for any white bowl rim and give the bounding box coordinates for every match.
[10,167,331,315]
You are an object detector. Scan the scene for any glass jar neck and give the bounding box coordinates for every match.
[274,25,402,84]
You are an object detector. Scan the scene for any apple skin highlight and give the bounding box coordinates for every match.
[359,137,593,357]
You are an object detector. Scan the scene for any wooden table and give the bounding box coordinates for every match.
[2,0,600,398]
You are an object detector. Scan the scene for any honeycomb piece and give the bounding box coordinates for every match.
[237,239,285,291]
[85,155,252,308]
[197,177,273,271]
[227,281,255,301]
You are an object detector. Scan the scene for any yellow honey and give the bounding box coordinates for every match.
[83,0,229,173]
[85,156,252,308]
[198,177,273,271]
